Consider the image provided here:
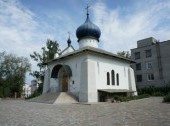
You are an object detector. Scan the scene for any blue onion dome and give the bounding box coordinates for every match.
[76,13,101,42]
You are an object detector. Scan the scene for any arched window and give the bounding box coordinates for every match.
[107,72,110,85]
[111,70,115,85]
[116,73,119,86]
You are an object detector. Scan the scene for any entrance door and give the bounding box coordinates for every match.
[62,75,68,92]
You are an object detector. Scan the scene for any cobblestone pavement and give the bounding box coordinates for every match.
[0,97,170,126]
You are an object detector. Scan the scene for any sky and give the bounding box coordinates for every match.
[0,0,170,84]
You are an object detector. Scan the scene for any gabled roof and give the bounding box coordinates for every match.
[44,46,135,65]
[59,45,75,55]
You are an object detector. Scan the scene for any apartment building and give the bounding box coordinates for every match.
[23,84,31,98]
[131,37,170,88]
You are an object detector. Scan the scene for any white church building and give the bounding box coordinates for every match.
[42,10,137,103]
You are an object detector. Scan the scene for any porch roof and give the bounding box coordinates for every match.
[98,89,134,93]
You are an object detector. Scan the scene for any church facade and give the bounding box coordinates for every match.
[43,10,137,102]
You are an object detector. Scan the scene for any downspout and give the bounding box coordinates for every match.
[156,41,163,80]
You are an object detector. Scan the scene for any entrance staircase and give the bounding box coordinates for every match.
[28,92,78,104]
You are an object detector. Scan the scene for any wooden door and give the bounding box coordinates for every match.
[62,76,68,92]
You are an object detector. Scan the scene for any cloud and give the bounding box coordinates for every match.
[0,0,54,83]
[39,10,78,49]
[0,0,39,52]
[92,0,170,53]
[1,0,170,83]
[0,0,79,83]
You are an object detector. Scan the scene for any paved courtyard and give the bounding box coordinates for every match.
[0,97,170,126]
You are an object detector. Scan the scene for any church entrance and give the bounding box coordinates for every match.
[51,64,72,92]
[62,74,68,92]
[58,67,70,92]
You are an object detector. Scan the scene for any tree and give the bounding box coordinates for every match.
[0,52,31,98]
[30,39,60,94]
[117,51,131,59]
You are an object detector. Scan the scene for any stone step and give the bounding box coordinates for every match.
[54,92,78,104]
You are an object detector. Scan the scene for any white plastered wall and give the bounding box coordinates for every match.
[43,51,137,102]
[43,68,50,93]
[46,54,87,98]
[79,53,136,102]
[128,67,137,95]
[79,57,97,102]
[79,38,98,48]
[88,54,131,90]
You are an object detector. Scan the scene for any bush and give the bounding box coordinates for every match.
[134,94,150,99]
[112,94,150,102]
[163,93,170,102]
[118,96,132,102]
[3,87,11,97]
[25,83,43,99]
[138,86,170,96]
[113,95,120,101]
[26,90,41,99]
[0,86,3,98]
[153,92,164,96]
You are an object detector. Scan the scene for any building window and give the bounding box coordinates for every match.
[145,49,152,58]
[147,73,154,81]
[116,73,119,85]
[136,75,142,82]
[146,62,152,69]
[107,72,110,85]
[136,63,141,70]
[111,70,115,85]
[135,52,140,59]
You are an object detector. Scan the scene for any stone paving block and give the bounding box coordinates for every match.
[0,97,169,126]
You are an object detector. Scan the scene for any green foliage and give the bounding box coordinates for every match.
[30,39,60,96]
[112,94,150,102]
[26,83,43,99]
[133,94,150,99]
[30,39,60,66]
[117,51,131,59]
[46,39,60,60]
[117,96,133,102]
[153,92,165,96]
[0,52,31,98]
[137,86,170,96]
[37,83,43,94]
[26,89,42,99]
[163,93,170,102]
[0,86,3,98]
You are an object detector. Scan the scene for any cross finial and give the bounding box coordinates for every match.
[85,4,90,16]
[67,32,71,46]
[68,32,70,39]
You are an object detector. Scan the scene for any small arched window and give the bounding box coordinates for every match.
[111,70,115,85]
[107,72,110,85]
[116,73,119,86]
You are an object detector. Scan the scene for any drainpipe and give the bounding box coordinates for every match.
[156,41,163,80]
